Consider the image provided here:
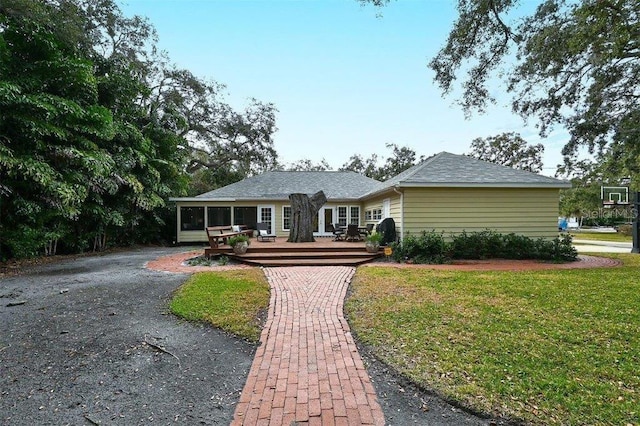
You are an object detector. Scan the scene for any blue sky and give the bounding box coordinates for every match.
[120,0,567,175]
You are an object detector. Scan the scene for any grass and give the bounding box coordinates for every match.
[170,269,270,342]
[570,231,632,243]
[346,255,640,425]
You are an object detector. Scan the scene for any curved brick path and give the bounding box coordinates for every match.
[231,266,385,426]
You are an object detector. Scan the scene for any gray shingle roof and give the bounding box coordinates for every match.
[173,152,570,202]
[194,171,382,201]
[363,152,570,197]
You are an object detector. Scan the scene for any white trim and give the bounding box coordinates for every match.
[176,205,181,242]
[282,205,292,232]
[349,205,361,225]
[395,182,571,188]
[360,182,571,199]
[315,206,336,236]
[257,205,276,235]
[382,198,391,219]
[337,205,348,227]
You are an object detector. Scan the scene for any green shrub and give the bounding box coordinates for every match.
[394,230,578,264]
[535,233,578,261]
[497,232,536,259]
[228,235,250,246]
[4,225,46,258]
[450,230,504,259]
[392,231,450,264]
[366,231,383,244]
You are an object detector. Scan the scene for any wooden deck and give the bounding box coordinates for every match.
[205,237,383,267]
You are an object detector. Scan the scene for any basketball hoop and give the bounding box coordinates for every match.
[601,186,629,206]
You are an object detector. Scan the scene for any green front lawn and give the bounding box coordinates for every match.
[170,269,270,342]
[570,231,632,243]
[346,256,640,425]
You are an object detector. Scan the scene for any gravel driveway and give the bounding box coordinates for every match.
[1,247,495,425]
[1,247,254,425]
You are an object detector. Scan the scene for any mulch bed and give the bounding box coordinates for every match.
[146,251,621,273]
[366,254,621,271]
[145,250,251,273]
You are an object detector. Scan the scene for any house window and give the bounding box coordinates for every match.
[337,206,348,226]
[207,207,231,227]
[180,207,204,230]
[283,206,292,231]
[233,207,257,229]
[365,210,372,221]
[349,206,360,225]
[372,209,383,221]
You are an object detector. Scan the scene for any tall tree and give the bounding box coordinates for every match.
[285,158,331,171]
[340,143,423,181]
[65,0,186,249]
[468,132,544,173]
[1,0,276,258]
[0,9,116,257]
[380,143,424,180]
[340,153,380,178]
[362,0,640,184]
[147,68,278,176]
[558,155,633,225]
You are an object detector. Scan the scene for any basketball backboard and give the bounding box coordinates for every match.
[601,186,629,207]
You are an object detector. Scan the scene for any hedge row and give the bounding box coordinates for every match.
[391,230,578,264]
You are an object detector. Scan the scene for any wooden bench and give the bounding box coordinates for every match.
[206,225,253,249]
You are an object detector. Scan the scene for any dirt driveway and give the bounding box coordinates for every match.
[1,247,493,425]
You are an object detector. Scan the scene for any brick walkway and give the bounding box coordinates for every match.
[231,266,385,426]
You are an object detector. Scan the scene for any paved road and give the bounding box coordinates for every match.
[573,239,634,253]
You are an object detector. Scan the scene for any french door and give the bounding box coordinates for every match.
[314,207,335,236]
[257,205,275,235]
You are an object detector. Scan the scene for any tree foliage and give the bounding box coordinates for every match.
[468,132,544,173]
[1,6,115,256]
[147,67,278,178]
[285,158,331,171]
[363,0,640,182]
[430,0,639,157]
[340,143,424,181]
[0,0,277,259]
[559,184,601,219]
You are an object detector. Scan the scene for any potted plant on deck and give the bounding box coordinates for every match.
[365,231,382,253]
[229,235,250,255]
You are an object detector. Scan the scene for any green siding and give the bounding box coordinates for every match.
[177,187,560,243]
[362,192,402,232]
[402,187,560,239]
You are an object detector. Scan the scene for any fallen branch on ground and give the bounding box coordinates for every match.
[143,337,181,368]
[84,414,100,425]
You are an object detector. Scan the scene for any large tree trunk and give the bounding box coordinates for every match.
[288,191,327,242]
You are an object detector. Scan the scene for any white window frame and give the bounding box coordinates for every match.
[282,205,292,231]
[337,206,348,226]
[257,204,275,235]
[349,206,360,225]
